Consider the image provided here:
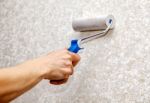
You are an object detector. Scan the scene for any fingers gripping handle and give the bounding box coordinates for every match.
[50,40,83,85]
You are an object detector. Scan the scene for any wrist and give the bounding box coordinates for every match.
[17,58,46,80]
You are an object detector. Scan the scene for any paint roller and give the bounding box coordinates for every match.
[72,15,115,32]
[50,14,115,84]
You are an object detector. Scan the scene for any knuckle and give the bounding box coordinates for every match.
[65,60,72,66]
[63,54,72,59]
[66,55,72,59]
[66,68,73,75]
[64,75,69,78]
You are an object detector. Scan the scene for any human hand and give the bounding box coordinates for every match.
[34,48,80,85]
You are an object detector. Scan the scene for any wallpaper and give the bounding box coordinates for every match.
[0,0,150,103]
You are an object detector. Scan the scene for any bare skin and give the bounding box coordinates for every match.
[0,48,80,103]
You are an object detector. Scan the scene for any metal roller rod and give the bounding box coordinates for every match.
[79,19,112,45]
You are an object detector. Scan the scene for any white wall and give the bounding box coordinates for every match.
[0,0,150,103]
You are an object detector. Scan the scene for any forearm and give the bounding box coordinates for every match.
[0,49,80,102]
[0,59,45,102]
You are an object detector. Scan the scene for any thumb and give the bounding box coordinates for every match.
[69,52,81,66]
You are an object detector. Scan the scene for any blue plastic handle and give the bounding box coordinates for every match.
[68,39,83,53]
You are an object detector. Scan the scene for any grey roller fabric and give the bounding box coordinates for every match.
[72,15,115,32]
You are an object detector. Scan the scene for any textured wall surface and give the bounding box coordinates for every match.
[0,0,150,103]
